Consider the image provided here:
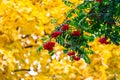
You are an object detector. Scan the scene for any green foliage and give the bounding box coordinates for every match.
[38,0,120,63]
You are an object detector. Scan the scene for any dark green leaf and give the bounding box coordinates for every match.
[49,51,54,56]
[63,49,68,54]
[82,54,90,64]
[41,36,49,41]
[57,36,64,46]
[36,45,43,53]
[87,50,94,54]
[66,9,74,18]
[83,35,94,41]
[62,0,74,7]
[70,56,73,61]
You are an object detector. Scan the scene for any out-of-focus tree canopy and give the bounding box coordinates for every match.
[0,0,120,80]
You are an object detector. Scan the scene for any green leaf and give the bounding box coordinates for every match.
[78,16,86,26]
[50,18,58,24]
[36,45,43,53]
[49,51,54,56]
[62,0,74,7]
[66,9,74,18]
[87,50,94,54]
[83,35,94,41]
[82,54,90,64]
[77,1,89,10]
[56,36,65,46]
[69,19,79,27]
[41,36,49,41]
[70,56,73,61]
[63,49,68,54]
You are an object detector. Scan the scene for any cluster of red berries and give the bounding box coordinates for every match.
[71,31,81,36]
[67,51,80,61]
[99,37,109,44]
[61,24,69,31]
[43,41,55,51]
[89,21,93,25]
[51,24,81,38]
[51,31,62,38]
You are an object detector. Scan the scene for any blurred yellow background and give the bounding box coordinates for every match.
[0,0,120,80]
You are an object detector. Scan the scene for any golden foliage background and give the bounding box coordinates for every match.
[0,0,120,80]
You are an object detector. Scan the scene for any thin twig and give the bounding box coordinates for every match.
[13,69,30,72]
[60,1,89,27]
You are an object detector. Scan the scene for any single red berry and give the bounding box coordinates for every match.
[96,0,102,3]
[67,44,71,47]
[61,24,69,31]
[71,31,81,36]
[68,51,75,56]
[90,9,94,13]
[99,37,109,44]
[90,15,95,18]
[51,31,62,38]
[89,21,93,25]
[96,15,101,19]
[72,55,80,61]
[43,41,55,51]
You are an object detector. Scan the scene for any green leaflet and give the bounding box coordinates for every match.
[36,45,43,53]
[82,54,90,64]
[62,0,74,7]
